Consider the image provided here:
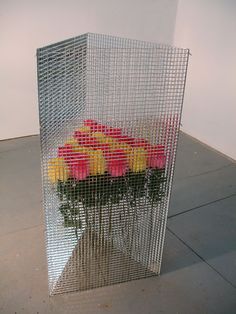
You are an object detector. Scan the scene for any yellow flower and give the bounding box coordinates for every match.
[77,126,91,133]
[92,132,106,139]
[109,140,120,150]
[92,132,109,143]
[48,158,69,183]
[88,149,106,175]
[92,132,119,149]
[64,138,78,146]
[71,145,106,175]
[117,142,132,157]
[72,145,89,154]
[128,147,147,172]
[64,139,87,152]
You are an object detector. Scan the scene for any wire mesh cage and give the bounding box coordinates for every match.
[37,33,189,295]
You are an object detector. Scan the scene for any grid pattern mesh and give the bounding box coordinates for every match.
[37,33,189,295]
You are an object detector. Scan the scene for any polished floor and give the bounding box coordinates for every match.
[0,132,236,314]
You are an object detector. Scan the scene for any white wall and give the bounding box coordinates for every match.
[174,0,236,160]
[0,0,178,140]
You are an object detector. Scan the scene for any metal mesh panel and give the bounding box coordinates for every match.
[37,33,189,295]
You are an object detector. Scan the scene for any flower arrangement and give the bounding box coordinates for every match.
[48,120,167,236]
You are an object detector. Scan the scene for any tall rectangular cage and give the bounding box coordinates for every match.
[37,33,189,295]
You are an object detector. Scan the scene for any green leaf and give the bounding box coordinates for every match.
[148,168,167,204]
[63,218,82,228]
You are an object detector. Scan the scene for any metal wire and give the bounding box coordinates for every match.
[37,33,189,295]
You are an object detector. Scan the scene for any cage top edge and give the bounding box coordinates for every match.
[36,32,190,54]
[37,33,88,53]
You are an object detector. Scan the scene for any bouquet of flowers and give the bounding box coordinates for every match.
[48,120,167,238]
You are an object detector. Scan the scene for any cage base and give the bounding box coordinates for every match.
[52,230,158,295]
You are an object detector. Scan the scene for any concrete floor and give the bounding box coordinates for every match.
[0,132,236,314]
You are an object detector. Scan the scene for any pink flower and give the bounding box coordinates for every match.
[82,136,99,148]
[96,143,110,153]
[104,127,122,138]
[84,119,98,128]
[74,131,100,148]
[147,145,166,169]
[74,130,88,141]
[83,120,108,133]
[58,144,73,161]
[118,135,135,145]
[105,149,128,177]
[132,138,150,149]
[151,155,166,169]
[92,124,107,133]
[68,152,90,180]
[59,146,90,180]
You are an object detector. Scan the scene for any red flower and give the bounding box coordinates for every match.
[147,145,166,169]
[105,149,128,177]
[68,152,90,180]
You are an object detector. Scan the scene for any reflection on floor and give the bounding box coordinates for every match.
[53,230,156,294]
